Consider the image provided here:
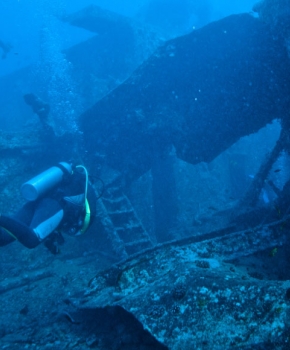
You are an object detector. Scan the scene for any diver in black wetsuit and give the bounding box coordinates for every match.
[0,162,96,254]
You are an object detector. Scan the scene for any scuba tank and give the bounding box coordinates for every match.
[21,162,72,201]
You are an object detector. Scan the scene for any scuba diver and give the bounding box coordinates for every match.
[0,162,96,254]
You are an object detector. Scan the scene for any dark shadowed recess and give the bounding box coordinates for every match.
[66,305,168,349]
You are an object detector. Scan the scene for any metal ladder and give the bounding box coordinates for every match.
[94,175,153,259]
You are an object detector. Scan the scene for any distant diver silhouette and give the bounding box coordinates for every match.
[23,93,55,137]
[0,40,12,59]
[24,93,50,121]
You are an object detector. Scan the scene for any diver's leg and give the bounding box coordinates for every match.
[0,214,40,248]
[0,227,15,246]
[0,199,63,249]
[0,202,36,247]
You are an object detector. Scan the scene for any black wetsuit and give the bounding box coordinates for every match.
[0,168,96,251]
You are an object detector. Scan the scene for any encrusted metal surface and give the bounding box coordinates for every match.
[81,217,290,349]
